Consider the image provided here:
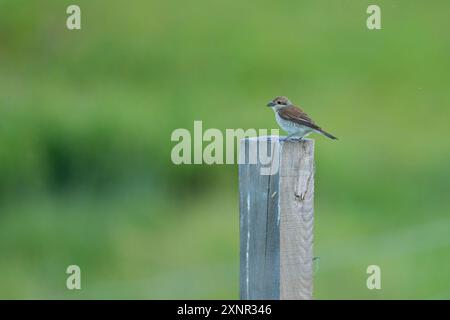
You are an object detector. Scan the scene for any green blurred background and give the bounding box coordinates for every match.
[0,0,449,299]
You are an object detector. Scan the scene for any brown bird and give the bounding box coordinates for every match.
[267,96,338,140]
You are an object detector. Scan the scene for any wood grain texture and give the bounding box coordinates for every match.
[239,137,280,299]
[239,136,314,300]
[279,140,314,300]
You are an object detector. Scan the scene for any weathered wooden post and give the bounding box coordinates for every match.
[239,136,314,300]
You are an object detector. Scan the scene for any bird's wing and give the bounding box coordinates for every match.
[277,105,321,130]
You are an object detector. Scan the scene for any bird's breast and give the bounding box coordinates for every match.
[275,112,312,136]
[275,113,296,130]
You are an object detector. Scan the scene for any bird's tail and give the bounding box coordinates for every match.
[316,128,338,140]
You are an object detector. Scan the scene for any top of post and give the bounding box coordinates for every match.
[240,136,315,145]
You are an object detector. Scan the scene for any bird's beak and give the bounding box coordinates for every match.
[267,101,275,107]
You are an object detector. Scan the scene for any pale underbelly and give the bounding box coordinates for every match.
[275,115,314,137]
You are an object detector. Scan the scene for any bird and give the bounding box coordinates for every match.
[267,96,338,141]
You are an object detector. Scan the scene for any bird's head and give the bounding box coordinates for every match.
[267,96,292,110]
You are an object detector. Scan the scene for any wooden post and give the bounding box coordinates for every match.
[239,136,315,300]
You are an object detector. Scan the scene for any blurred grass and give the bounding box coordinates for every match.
[0,0,449,298]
